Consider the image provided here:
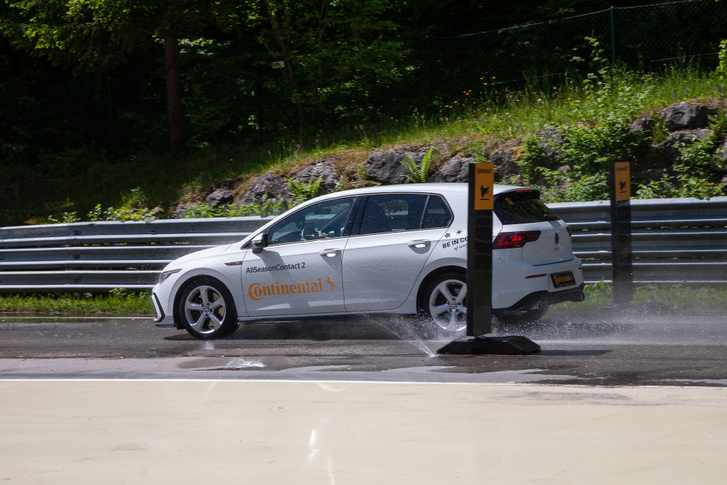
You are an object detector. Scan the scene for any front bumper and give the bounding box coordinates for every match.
[152,292,165,323]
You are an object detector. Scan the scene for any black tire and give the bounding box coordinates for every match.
[177,277,239,340]
[420,272,467,335]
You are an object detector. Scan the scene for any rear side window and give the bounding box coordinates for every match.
[357,194,453,235]
[359,194,426,234]
[494,190,559,225]
[422,195,453,229]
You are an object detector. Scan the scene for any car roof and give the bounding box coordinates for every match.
[309,183,537,200]
[242,183,541,246]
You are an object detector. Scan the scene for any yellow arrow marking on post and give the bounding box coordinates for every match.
[474,163,495,211]
[614,161,631,202]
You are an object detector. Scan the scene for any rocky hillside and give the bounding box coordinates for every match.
[172,100,727,217]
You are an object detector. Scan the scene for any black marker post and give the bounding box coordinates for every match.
[610,161,633,304]
[438,163,540,355]
[467,162,495,337]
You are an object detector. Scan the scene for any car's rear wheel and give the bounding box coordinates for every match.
[422,273,467,334]
[177,277,238,340]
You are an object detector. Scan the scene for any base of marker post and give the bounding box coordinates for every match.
[437,335,540,355]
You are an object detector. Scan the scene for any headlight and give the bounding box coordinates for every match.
[159,268,181,285]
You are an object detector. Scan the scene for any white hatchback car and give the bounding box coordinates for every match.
[152,183,584,339]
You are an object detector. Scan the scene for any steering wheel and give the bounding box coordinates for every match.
[300,224,318,240]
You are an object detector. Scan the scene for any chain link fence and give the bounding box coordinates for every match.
[423,0,727,98]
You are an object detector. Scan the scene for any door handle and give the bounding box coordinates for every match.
[407,240,431,249]
[319,248,341,258]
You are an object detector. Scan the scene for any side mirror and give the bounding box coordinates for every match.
[251,233,268,254]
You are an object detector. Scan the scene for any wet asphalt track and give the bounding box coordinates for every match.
[4,305,727,485]
[1,304,726,386]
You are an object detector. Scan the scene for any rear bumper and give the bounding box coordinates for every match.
[494,283,585,314]
[493,255,584,309]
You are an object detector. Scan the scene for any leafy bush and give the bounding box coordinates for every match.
[539,170,610,203]
[517,134,554,181]
[86,187,162,222]
[521,38,652,201]
[715,39,727,88]
[46,211,82,224]
[182,194,291,219]
[288,178,323,205]
[676,111,727,178]
[556,116,646,176]
[88,205,163,223]
[556,68,650,176]
[46,187,163,224]
[636,173,725,199]
[637,112,727,199]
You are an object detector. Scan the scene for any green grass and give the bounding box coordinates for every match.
[0,290,154,316]
[559,281,727,312]
[2,282,726,316]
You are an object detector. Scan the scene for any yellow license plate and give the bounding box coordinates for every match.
[551,272,575,288]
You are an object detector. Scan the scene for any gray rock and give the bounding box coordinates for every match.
[205,189,234,208]
[489,148,522,181]
[439,156,474,183]
[240,172,291,205]
[296,161,339,193]
[366,151,424,184]
[629,116,653,133]
[662,102,714,131]
[171,207,188,219]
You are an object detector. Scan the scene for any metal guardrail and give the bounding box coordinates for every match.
[550,197,727,285]
[0,197,725,292]
[0,217,274,292]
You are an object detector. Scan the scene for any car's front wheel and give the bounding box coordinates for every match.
[177,277,238,340]
[421,272,467,335]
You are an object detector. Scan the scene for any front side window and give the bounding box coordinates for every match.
[266,197,356,246]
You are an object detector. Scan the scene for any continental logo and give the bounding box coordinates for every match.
[248,277,336,301]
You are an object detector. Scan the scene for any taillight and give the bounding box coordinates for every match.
[492,231,541,249]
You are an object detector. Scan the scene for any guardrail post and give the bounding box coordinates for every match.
[610,162,633,303]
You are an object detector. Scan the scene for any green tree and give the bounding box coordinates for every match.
[251,0,408,137]
[1,0,243,153]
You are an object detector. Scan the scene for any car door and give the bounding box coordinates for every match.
[342,193,453,312]
[241,196,356,317]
